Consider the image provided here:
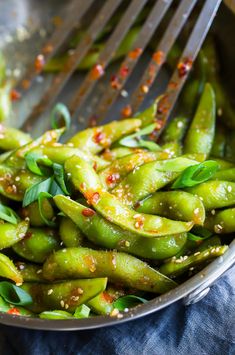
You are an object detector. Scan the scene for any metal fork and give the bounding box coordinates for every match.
[16,0,222,132]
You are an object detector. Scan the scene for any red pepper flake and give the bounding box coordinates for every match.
[141,85,149,94]
[93,162,97,171]
[157,95,169,115]
[23,231,33,240]
[10,89,21,101]
[88,115,98,127]
[86,191,100,205]
[128,47,143,59]
[177,57,193,78]
[22,79,31,90]
[110,75,121,89]
[101,292,114,304]
[106,173,120,185]
[121,104,132,118]
[168,81,178,90]
[34,54,45,73]
[42,44,54,54]
[119,65,129,78]
[93,130,105,144]
[152,50,165,65]
[82,208,95,217]
[90,64,105,80]
[7,308,20,316]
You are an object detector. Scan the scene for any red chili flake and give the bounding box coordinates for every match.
[34,54,45,72]
[141,85,149,94]
[86,191,100,205]
[88,115,98,127]
[128,47,143,59]
[10,89,21,101]
[23,231,33,240]
[157,95,169,115]
[106,173,120,185]
[177,57,193,78]
[42,44,54,54]
[152,50,165,65]
[82,208,95,217]
[90,64,105,80]
[168,81,178,90]
[148,63,156,77]
[121,104,132,117]
[110,75,121,89]
[93,162,97,171]
[22,79,31,90]
[119,65,129,78]
[93,130,105,144]
[7,308,20,316]
[101,292,114,304]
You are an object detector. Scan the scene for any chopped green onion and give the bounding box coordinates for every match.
[38,192,55,227]
[187,232,210,242]
[39,310,73,320]
[49,179,65,196]
[114,295,147,311]
[23,178,52,207]
[53,163,70,195]
[171,160,219,189]
[74,304,90,319]
[191,226,213,239]
[0,281,32,306]
[25,151,52,176]
[119,123,161,151]
[0,203,19,224]
[50,103,71,131]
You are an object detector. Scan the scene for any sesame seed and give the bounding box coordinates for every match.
[65,304,69,310]
[47,289,53,295]
[194,252,200,256]
[177,121,183,128]
[60,300,65,308]
[214,224,223,233]
[36,269,42,274]
[211,209,216,215]
[133,214,141,219]
[16,282,22,286]
[117,313,123,319]
[125,241,130,247]
[227,185,232,192]
[189,267,194,271]
[194,208,199,214]
[77,288,83,295]
[110,308,119,317]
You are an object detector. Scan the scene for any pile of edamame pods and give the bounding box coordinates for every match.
[0,32,234,319]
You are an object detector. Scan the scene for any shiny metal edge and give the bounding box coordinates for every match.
[0,239,234,331]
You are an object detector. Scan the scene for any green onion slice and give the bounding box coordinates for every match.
[0,204,19,224]
[23,178,52,207]
[39,310,73,320]
[38,192,55,227]
[50,103,71,131]
[0,282,32,306]
[25,151,53,176]
[114,295,147,311]
[74,304,90,319]
[53,163,70,195]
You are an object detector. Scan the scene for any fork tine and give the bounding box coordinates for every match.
[68,0,149,117]
[21,0,123,131]
[93,0,174,123]
[130,0,199,114]
[155,0,222,133]
[17,0,94,91]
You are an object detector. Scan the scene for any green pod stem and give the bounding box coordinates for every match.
[42,247,177,294]
[87,291,114,316]
[136,191,205,226]
[184,83,216,157]
[185,180,235,210]
[0,296,34,317]
[5,127,65,169]
[112,157,198,207]
[0,84,11,123]
[196,236,221,252]
[0,164,44,201]
[64,157,194,237]
[67,119,141,154]
[210,124,226,159]
[21,199,54,227]
[0,253,23,284]
[98,151,171,190]
[204,207,235,234]
[225,131,235,163]
[13,228,60,263]
[0,125,31,151]
[21,278,108,313]
[161,117,189,144]
[59,217,84,247]
[0,219,28,249]
[54,195,187,260]
[42,145,109,171]
[212,168,235,182]
[159,245,228,278]
[16,262,46,282]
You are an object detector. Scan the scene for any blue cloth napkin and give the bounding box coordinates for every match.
[0,265,234,355]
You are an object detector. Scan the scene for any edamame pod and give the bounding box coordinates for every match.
[0,125,31,151]
[161,117,189,144]
[42,247,177,294]
[59,217,84,247]
[16,262,45,282]
[0,220,28,249]
[0,253,23,284]
[204,207,235,234]
[21,199,54,227]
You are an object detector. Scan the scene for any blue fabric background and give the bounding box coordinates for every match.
[0,266,234,355]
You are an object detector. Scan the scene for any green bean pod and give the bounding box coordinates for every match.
[0,125,31,151]
[161,117,189,144]
[64,157,194,237]
[225,131,235,163]
[21,278,108,313]
[0,253,23,284]
[67,119,141,154]
[185,180,235,210]
[212,168,235,182]
[13,228,60,263]
[184,83,215,157]
[54,195,187,260]
[42,247,177,294]
[59,217,84,247]
[112,157,198,206]
[159,245,228,278]
[87,291,114,315]
[16,262,45,282]
[210,125,226,158]
[0,219,28,249]
[136,191,205,225]
[204,207,235,234]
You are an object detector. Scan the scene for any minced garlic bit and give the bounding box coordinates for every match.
[47,289,53,295]
[77,288,84,295]
[110,308,119,317]
[214,224,223,233]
